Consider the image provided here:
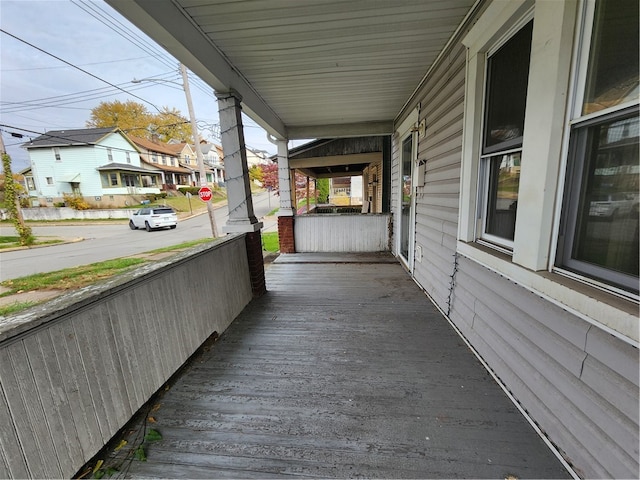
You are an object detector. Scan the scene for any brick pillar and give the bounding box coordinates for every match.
[245,231,266,297]
[278,216,295,253]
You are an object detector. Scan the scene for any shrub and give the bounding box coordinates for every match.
[178,186,200,195]
[62,193,90,210]
[143,192,168,202]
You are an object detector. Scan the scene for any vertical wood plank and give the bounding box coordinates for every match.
[23,334,82,477]
[6,342,62,478]
[48,321,103,460]
[0,380,29,479]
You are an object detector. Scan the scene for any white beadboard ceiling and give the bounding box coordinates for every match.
[106,0,478,139]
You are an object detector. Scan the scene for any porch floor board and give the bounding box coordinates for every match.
[107,253,570,479]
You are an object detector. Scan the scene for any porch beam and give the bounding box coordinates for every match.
[314,170,365,179]
[290,152,382,169]
[287,121,394,139]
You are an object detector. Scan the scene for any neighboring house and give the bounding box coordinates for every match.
[167,139,225,186]
[128,135,193,190]
[23,127,162,207]
[104,1,640,477]
[200,140,225,185]
[245,147,268,168]
[166,140,197,171]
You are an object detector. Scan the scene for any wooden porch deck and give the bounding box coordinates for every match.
[98,253,571,479]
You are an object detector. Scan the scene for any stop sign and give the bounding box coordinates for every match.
[198,186,213,202]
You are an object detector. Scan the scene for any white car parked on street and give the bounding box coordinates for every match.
[129,207,178,231]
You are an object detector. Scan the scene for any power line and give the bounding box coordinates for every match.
[0,28,167,115]
[0,82,169,114]
[71,0,178,73]
[0,55,153,72]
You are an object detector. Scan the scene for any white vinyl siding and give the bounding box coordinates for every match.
[393,0,639,477]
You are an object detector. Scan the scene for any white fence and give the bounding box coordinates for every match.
[294,213,391,252]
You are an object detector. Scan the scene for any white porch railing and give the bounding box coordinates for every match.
[294,213,391,252]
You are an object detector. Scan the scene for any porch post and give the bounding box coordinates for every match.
[273,138,296,253]
[216,89,265,297]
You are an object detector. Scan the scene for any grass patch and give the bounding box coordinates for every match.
[0,235,63,249]
[266,207,279,216]
[262,232,279,252]
[0,301,37,317]
[146,238,215,254]
[0,258,147,296]
[162,191,225,213]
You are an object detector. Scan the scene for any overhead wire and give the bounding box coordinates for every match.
[3,2,271,157]
[0,29,168,115]
[0,55,153,72]
[0,76,177,114]
[70,0,178,73]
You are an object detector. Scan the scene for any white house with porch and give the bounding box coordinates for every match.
[22,127,162,207]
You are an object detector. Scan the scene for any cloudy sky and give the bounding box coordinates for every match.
[0,0,281,171]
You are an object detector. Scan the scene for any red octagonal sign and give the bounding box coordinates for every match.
[198,186,213,202]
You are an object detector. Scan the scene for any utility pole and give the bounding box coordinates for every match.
[179,63,219,238]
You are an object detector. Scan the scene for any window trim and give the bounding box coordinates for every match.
[395,107,419,270]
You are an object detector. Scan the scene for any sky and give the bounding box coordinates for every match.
[0,0,285,172]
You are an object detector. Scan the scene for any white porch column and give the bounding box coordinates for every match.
[216,90,262,233]
[275,138,295,216]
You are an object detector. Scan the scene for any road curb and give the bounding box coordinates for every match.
[1,237,85,253]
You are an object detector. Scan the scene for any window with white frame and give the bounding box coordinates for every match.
[107,148,113,162]
[53,147,61,162]
[126,151,131,163]
[478,20,533,249]
[46,176,53,185]
[557,0,639,294]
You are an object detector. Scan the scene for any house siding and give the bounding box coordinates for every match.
[30,145,103,198]
[394,10,639,480]
[27,132,144,202]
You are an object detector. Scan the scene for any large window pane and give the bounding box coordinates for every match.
[483,21,533,154]
[572,115,639,279]
[582,0,639,116]
[485,153,521,241]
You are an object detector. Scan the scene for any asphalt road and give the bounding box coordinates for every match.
[0,190,278,282]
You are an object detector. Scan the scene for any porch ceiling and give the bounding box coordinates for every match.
[106,0,478,140]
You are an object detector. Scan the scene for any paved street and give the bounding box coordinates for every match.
[0,191,277,282]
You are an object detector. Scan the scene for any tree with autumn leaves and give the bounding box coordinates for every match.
[87,100,193,143]
[255,162,329,206]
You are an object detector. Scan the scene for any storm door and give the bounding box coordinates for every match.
[399,133,415,267]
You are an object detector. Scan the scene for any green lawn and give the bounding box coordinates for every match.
[261,232,279,252]
[0,235,62,249]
